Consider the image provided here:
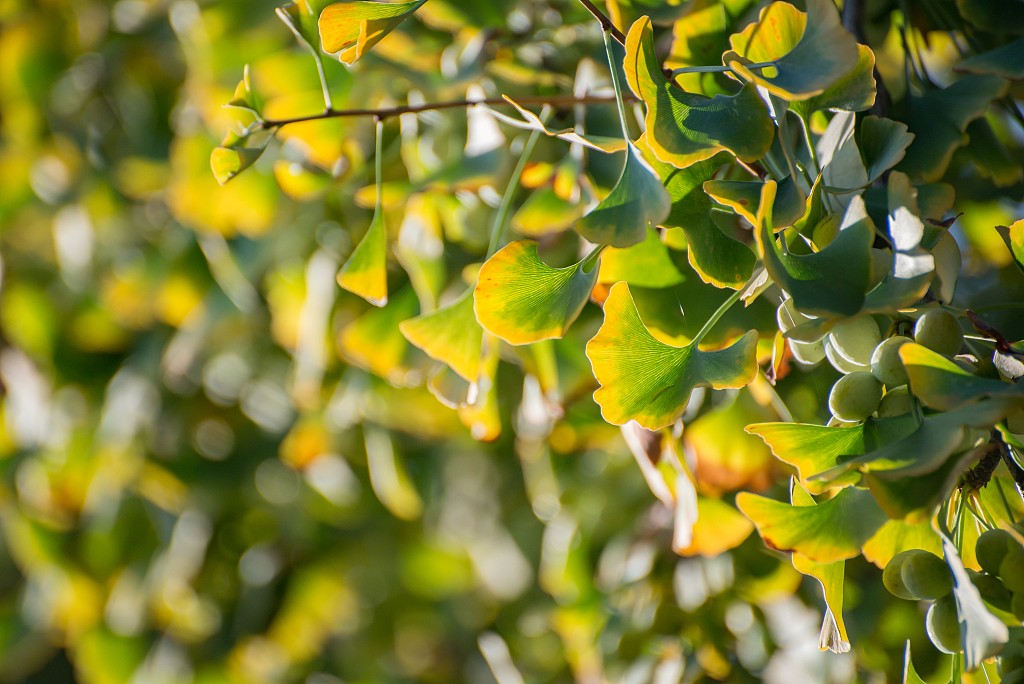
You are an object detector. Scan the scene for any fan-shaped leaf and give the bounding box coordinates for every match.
[791,43,876,119]
[399,288,482,381]
[862,519,942,569]
[901,343,1024,411]
[587,282,758,430]
[859,116,915,186]
[956,38,1024,80]
[597,228,685,289]
[338,207,388,306]
[625,16,774,167]
[996,219,1024,275]
[576,143,671,248]
[724,0,860,101]
[474,241,598,345]
[704,177,805,228]
[736,485,887,563]
[320,0,427,64]
[746,422,866,494]
[211,145,264,186]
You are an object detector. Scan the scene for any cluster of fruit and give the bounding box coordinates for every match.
[776,300,964,424]
[883,530,1024,657]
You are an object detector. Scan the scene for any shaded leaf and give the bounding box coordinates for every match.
[210,145,265,186]
[955,38,1024,80]
[858,116,915,185]
[736,485,888,563]
[319,0,428,65]
[576,144,671,248]
[902,642,927,684]
[996,219,1024,275]
[724,0,859,101]
[685,391,775,494]
[901,343,1024,411]
[625,16,774,167]
[956,0,1024,35]
[399,288,482,381]
[474,241,598,345]
[587,282,758,429]
[457,336,502,441]
[865,447,978,520]
[791,43,876,119]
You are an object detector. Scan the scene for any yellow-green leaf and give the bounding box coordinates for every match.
[399,288,482,381]
[790,43,876,119]
[338,208,388,306]
[746,421,867,494]
[625,16,774,167]
[211,145,264,186]
[319,0,428,65]
[862,518,942,569]
[474,241,598,345]
[597,228,685,289]
[737,485,888,563]
[996,219,1024,275]
[586,281,758,430]
[901,343,1024,411]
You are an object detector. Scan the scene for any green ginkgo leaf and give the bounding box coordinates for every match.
[587,282,758,430]
[399,288,482,381]
[474,241,598,345]
[996,219,1024,275]
[577,144,671,248]
[704,177,805,228]
[746,421,868,494]
[624,16,774,167]
[902,643,927,684]
[955,38,1024,80]
[338,208,388,306]
[865,448,978,520]
[897,75,1009,182]
[790,43,876,119]
[723,0,860,101]
[790,485,850,654]
[736,485,888,563]
[956,0,1024,35]
[319,0,428,64]
[858,117,916,186]
[597,228,685,289]
[755,182,874,316]
[638,141,755,288]
[939,532,1010,671]
[211,145,264,186]
[901,343,1024,411]
[664,0,732,95]
[861,519,942,569]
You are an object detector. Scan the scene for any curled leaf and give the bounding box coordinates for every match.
[319,0,428,64]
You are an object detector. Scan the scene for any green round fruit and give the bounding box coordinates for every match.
[901,550,953,600]
[877,385,912,417]
[1001,543,1024,593]
[926,595,962,654]
[828,316,882,367]
[883,551,921,600]
[976,529,1015,575]
[828,371,884,422]
[1007,406,1024,434]
[825,339,869,374]
[913,309,963,357]
[968,570,1013,612]
[790,338,825,366]
[870,336,912,387]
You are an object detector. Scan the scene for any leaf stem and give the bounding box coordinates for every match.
[669,61,774,77]
[798,115,821,178]
[373,117,384,216]
[576,0,626,45]
[486,109,550,258]
[693,286,745,345]
[258,94,628,130]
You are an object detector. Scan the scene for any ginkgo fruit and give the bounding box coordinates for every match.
[926,595,962,654]
[901,550,952,600]
[870,336,912,387]
[913,309,963,357]
[828,371,883,422]
[828,316,882,367]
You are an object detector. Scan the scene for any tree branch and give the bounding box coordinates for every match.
[257,93,631,130]
[577,0,627,45]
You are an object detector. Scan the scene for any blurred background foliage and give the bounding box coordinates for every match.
[1,0,1022,682]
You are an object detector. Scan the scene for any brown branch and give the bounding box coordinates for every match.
[961,435,1002,492]
[577,0,627,45]
[257,93,632,130]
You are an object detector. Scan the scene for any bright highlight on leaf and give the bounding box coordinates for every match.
[624,16,774,167]
[399,289,482,381]
[576,144,671,248]
[724,0,860,101]
[587,282,758,430]
[939,533,1009,671]
[737,485,888,563]
[996,219,1024,275]
[339,119,389,306]
[474,241,598,345]
[319,0,427,64]
[901,343,1024,411]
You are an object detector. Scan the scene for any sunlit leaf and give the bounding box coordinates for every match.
[790,44,876,119]
[587,282,758,430]
[897,75,1009,182]
[474,241,598,345]
[338,286,424,385]
[399,288,482,381]
[862,518,943,569]
[724,0,860,101]
[675,494,755,557]
[597,228,685,289]
[685,391,775,494]
[901,343,1024,411]
[210,142,265,186]
[902,642,927,684]
[746,421,867,494]
[996,219,1024,275]
[576,143,671,248]
[664,0,731,95]
[625,16,774,167]
[511,186,583,237]
[704,177,804,228]
[338,207,388,306]
[736,485,888,563]
[319,0,428,64]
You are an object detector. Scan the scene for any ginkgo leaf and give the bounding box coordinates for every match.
[996,219,1024,275]
[457,336,502,441]
[901,343,1024,411]
[277,0,336,50]
[902,643,927,684]
[955,38,1024,80]
[724,0,860,101]
[675,495,754,557]
[338,286,424,385]
[576,143,671,248]
[338,207,388,306]
[939,532,1010,671]
[858,116,915,184]
[790,484,850,654]
[736,485,888,563]
[664,0,732,95]
[897,75,1009,182]
[587,282,758,430]
[790,44,876,119]
[755,182,874,316]
[704,177,805,228]
[624,16,774,167]
[685,390,775,493]
[512,186,583,237]
[597,228,685,289]
[484,98,627,153]
[211,145,264,186]
[746,421,867,494]
[474,241,598,345]
[638,141,755,289]
[319,0,428,64]
[399,288,482,381]
[862,518,943,569]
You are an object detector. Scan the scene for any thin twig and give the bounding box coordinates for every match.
[257,93,629,130]
[576,0,627,45]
